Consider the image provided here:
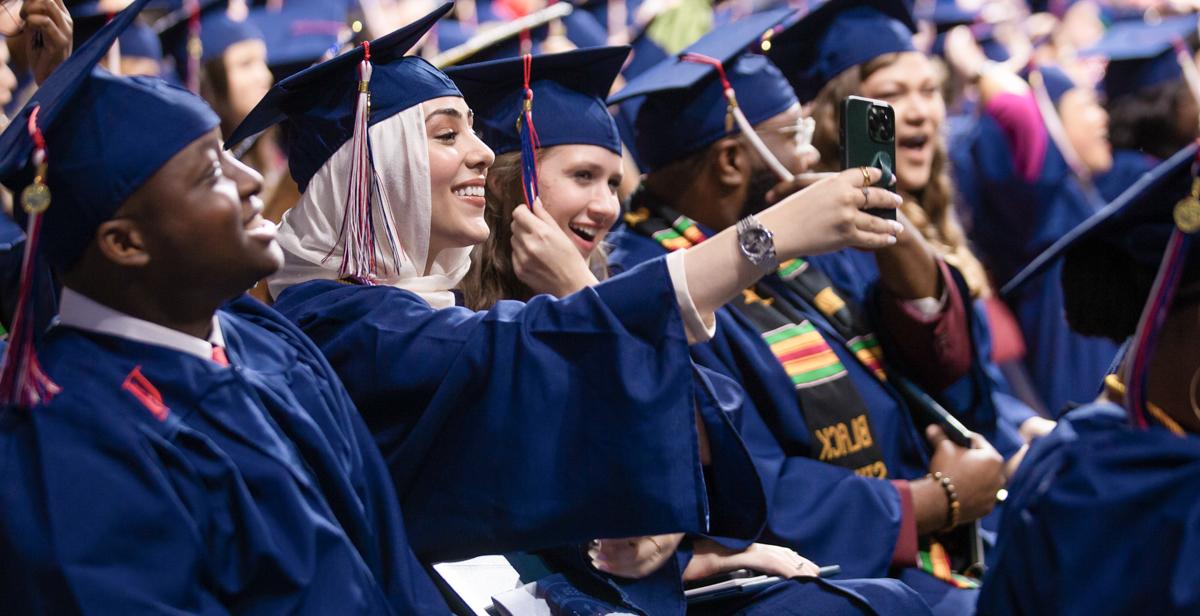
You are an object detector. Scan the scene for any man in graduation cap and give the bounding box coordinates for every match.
[609,5,1007,613]
[0,2,459,612]
[979,143,1200,616]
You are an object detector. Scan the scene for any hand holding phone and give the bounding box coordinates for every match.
[841,95,898,220]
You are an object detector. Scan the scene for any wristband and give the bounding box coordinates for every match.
[929,471,961,531]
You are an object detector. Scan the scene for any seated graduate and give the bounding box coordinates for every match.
[979,144,1200,615]
[449,45,931,616]
[939,22,1121,417]
[0,2,455,613]
[606,7,1005,613]
[787,1,1047,456]
[226,1,903,564]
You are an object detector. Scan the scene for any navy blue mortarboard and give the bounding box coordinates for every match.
[1005,144,1200,293]
[917,0,1011,63]
[119,22,164,60]
[608,8,797,172]
[767,0,916,103]
[0,0,218,404]
[226,2,460,193]
[1003,143,1200,429]
[250,2,347,79]
[915,0,976,31]
[1081,16,1198,100]
[447,46,627,156]
[156,0,263,90]
[432,4,608,67]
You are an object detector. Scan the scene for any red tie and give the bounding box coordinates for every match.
[211,345,229,368]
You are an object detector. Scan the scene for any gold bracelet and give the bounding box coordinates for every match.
[929,471,961,531]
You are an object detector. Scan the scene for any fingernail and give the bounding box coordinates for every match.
[892,193,903,205]
[889,220,904,234]
[887,235,898,245]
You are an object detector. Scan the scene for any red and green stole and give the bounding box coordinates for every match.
[627,201,982,589]
[626,204,889,478]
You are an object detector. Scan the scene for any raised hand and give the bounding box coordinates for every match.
[510,199,599,298]
[19,0,72,85]
[758,166,905,259]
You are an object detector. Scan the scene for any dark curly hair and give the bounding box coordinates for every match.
[1061,236,1200,341]
[1107,79,1198,162]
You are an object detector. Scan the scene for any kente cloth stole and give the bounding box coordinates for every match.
[626,203,889,478]
[627,202,981,589]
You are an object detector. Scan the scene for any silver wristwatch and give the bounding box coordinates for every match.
[736,214,777,272]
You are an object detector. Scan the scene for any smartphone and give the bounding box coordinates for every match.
[841,95,897,220]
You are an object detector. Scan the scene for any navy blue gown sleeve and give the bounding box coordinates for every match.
[273,256,709,562]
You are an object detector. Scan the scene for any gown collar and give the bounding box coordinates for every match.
[57,287,225,362]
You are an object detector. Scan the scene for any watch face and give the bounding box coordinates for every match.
[742,227,772,256]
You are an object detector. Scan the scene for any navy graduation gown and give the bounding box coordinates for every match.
[1096,148,1159,203]
[272,256,709,562]
[527,367,935,616]
[606,229,981,615]
[0,296,445,614]
[957,113,1119,414]
[978,402,1200,615]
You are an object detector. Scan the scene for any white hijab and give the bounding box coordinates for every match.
[268,102,473,309]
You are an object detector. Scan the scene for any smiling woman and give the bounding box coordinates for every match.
[425,97,494,268]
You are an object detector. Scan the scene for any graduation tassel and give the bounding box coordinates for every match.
[680,52,794,182]
[0,106,61,407]
[325,41,402,282]
[185,0,201,93]
[516,53,542,207]
[1122,151,1200,428]
[1173,38,1200,113]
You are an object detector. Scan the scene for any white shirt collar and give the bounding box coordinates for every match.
[57,287,225,362]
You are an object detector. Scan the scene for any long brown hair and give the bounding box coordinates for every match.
[809,53,991,298]
[460,149,609,310]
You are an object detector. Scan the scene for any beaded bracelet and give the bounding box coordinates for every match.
[929,471,961,531]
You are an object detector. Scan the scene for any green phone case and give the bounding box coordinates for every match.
[840,95,897,220]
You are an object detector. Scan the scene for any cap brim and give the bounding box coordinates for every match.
[1001,143,1199,295]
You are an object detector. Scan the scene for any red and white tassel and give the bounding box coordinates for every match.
[185,0,201,93]
[0,106,61,407]
[326,41,402,282]
[680,52,794,182]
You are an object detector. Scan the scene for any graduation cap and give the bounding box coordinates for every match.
[155,0,263,90]
[249,2,348,80]
[766,0,917,103]
[0,0,219,405]
[1002,143,1200,429]
[448,46,627,204]
[1080,15,1198,101]
[227,2,458,191]
[226,2,459,281]
[448,46,627,155]
[431,2,608,68]
[915,0,1011,62]
[608,7,797,173]
[119,21,165,60]
[914,0,969,27]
